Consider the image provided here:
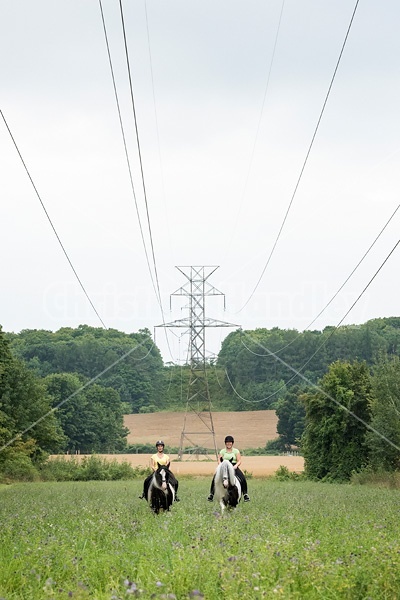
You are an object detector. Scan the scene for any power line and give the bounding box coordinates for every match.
[1,109,107,330]
[224,0,285,262]
[268,201,400,355]
[239,236,400,401]
[98,0,159,305]
[118,0,162,309]
[100,0,175,362]
[237,0,361,313]
[144,0,172,255]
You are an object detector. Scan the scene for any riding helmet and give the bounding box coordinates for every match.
[224,435,234,443]
[156,440,165,447]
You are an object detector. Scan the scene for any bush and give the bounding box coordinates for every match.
[274,465,304,481]
[40,456,148,481]
[40,457,81,481]
[125,443,160,454]
[0,454,39,483]
[265,438,287,454]
[242,469,253,480]
[351,466,400,488]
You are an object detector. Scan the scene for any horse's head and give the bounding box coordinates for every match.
[155,463,170,491]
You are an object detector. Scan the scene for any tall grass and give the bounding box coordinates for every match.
[1,479,400,599]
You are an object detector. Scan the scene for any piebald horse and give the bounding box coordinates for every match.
[214,459,242,512]
[147,463,175,514]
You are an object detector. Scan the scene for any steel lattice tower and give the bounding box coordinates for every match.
[160,266,238,460]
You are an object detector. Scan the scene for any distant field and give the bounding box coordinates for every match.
[124,410,278,449]
[57,411,296,476]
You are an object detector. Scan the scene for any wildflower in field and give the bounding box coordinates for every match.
[123,579,138,595]
[44,577,56,588]
[78,581,88,590]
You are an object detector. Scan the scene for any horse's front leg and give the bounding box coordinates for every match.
[165,485,174,511]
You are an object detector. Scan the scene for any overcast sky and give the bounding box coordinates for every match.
[1,0,399,363]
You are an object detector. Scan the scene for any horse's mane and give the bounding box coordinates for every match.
[215,459,236,487]
[214,459,241,510]
[157,461,170,470]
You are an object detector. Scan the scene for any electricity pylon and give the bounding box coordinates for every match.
[159,266,239,460]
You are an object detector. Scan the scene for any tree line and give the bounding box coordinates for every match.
[1,317,400,481]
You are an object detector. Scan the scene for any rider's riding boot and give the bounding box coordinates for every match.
[243,493,250,502]
[138,493,145,499]
[207,493,214,502]
[175,495,180,502]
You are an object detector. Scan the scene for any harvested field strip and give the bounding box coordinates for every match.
[124,410,278,449]
[57,454,304,477]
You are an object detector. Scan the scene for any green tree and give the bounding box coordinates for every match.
[8,325,166,413]
[367,356,400,471]
[0,328,65,475]
[44,373,88,452]
[83,385,128,452]
[276,385,307,448]
[302,361,372,481]
[44,373,128,453]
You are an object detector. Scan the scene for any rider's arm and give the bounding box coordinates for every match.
[150,456,157,471]
[234,450,242,469]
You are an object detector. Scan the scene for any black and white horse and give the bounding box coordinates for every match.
[214,459,242,512]
[147,463,175,514]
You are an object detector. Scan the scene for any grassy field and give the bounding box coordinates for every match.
[1,479,400,599]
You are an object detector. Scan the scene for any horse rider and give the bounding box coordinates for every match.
[139,440,180,501]
[207,435,250,502]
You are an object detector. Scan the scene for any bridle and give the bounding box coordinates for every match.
[156,467,168,491]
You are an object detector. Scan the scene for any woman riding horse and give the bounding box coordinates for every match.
[207,435,250,502]
[139,440,180,501]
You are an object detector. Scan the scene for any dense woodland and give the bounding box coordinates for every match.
[1,316,400,481]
